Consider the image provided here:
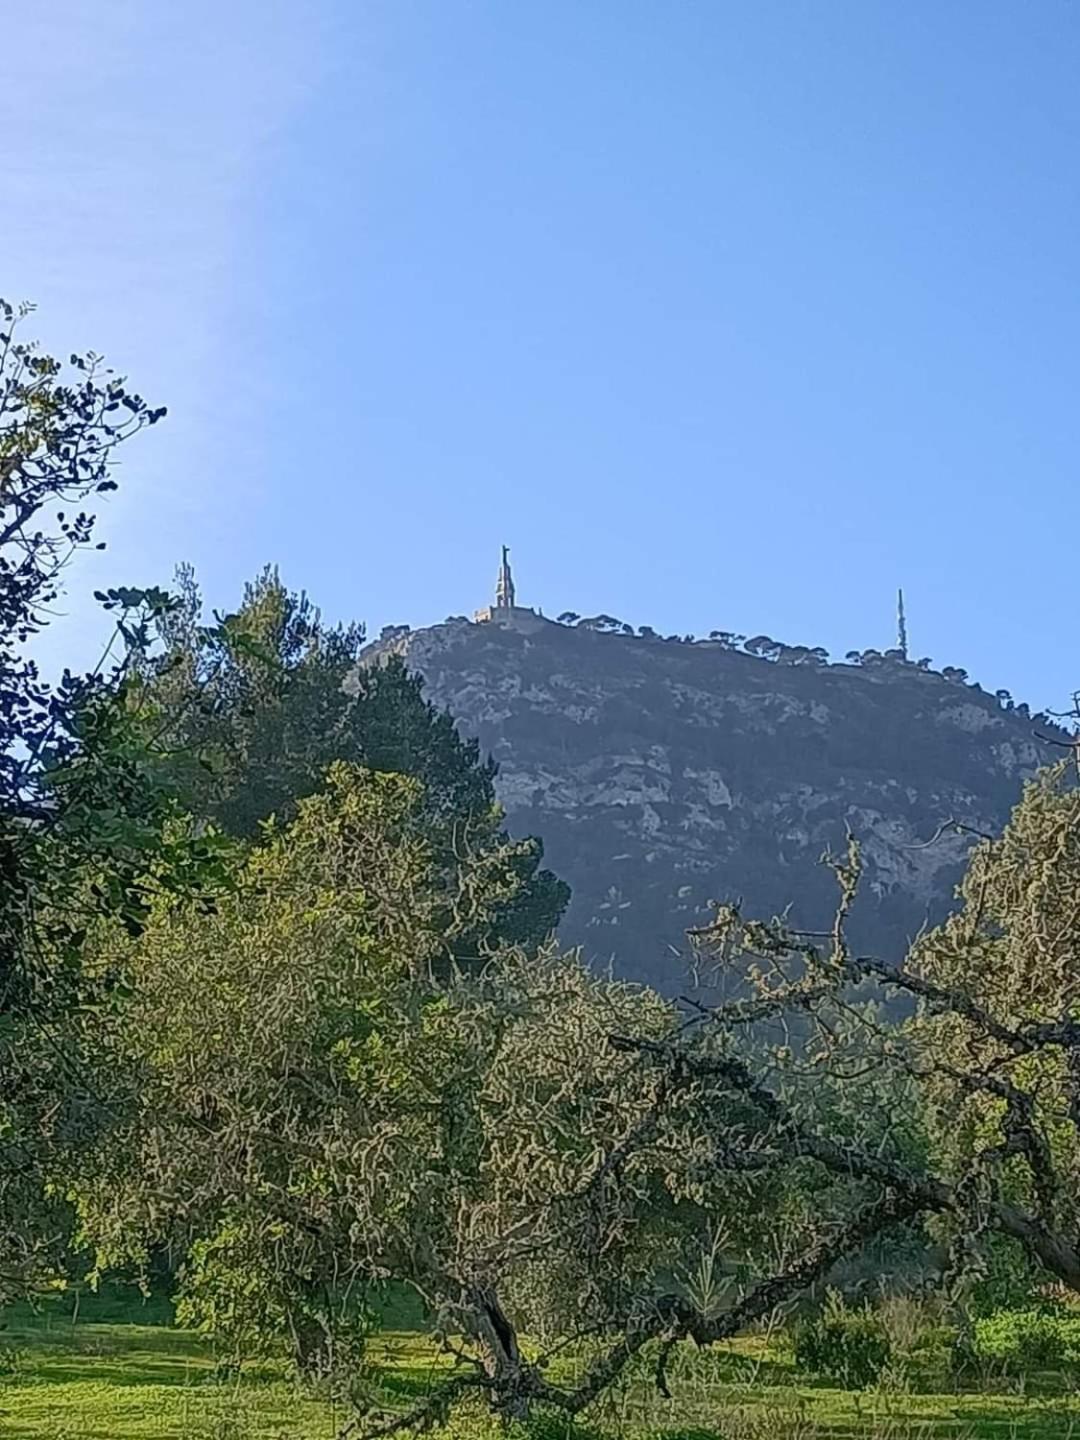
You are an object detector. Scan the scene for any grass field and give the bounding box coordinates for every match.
[3,1291,1080,1439]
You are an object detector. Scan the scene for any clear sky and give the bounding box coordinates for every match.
[7,1,1080,710]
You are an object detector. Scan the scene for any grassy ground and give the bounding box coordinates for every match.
[2,1291,1080,1439]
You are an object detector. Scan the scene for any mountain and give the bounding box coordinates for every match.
[357,610,1058,989]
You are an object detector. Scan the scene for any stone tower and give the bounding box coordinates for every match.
[474,546,540,625]
[495,544,516,610]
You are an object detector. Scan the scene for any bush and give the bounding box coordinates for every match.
[970,1308,1080,1375]
[793,1292,892,1388]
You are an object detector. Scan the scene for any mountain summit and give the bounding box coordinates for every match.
[359,577,1058,987]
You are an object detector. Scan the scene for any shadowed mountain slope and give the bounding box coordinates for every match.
[358,614,1059,988]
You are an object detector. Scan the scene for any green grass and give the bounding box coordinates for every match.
[0,1289,340,1439]
[2,1292,1080,1439]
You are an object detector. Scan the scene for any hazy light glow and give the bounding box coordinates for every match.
[7,1,1079,709]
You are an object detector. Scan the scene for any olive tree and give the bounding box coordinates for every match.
[514,764,1080,1422]
[71,765,680,1398]
[340,762,1080,1430]
[77,767,1080,1433]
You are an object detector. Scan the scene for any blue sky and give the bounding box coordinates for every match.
[8,1,1080,710]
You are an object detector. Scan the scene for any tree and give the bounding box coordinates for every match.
[556,612,580,626]
[79,658,1080,1431]
[0,300,173,972]
[347,658,569,957]
[544,767,1080,1410]
[146,568,568,954]
[73,767,671,1391]
[776,644,827,666]
[144,564,366,838]
[0,300,228,1297]
[255,760,1080,1431]
[743,635,781,662]
[577,614,624,633]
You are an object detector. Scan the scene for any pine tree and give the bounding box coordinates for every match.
[145,567,569,954]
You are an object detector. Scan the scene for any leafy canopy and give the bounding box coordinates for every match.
[0,300,230,1300]
[143,565,568,955]
[72,765,668,1390]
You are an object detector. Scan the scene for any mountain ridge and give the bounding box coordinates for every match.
[357,612,1064,987]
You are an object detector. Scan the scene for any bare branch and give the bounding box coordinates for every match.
[608,1032,1080,1293]
[534,1188,920,1416]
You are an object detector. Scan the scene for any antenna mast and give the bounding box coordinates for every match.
[897,588,908,660]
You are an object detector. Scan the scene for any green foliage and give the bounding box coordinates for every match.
[144,567,568,955]
[12,1290,1080,1437]
[0,301,231,1302]
[347,655,569,955]
[0,1343,30,1379]
[961,1234,1047,1318]
[174,1217,291,1360]
[677,759,1080,1379]
[142,564,366,838]
[0,300,187,993]
[969,1308,1080,1375]
[177,1214,373,1379]
[72,762,664,1383]
[793,1292,892,1388]
[346,651,495,820]
[912,768,1080,1275]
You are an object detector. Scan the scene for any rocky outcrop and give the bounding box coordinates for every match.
[357,616,1058,989]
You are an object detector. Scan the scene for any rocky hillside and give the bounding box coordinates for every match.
[357,614,1059,989]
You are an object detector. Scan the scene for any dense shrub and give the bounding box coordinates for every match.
[793,1292,892,1387]
[969,1308,1080,1374]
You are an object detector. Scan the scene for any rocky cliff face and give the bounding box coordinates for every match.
[358,615,1056,989]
